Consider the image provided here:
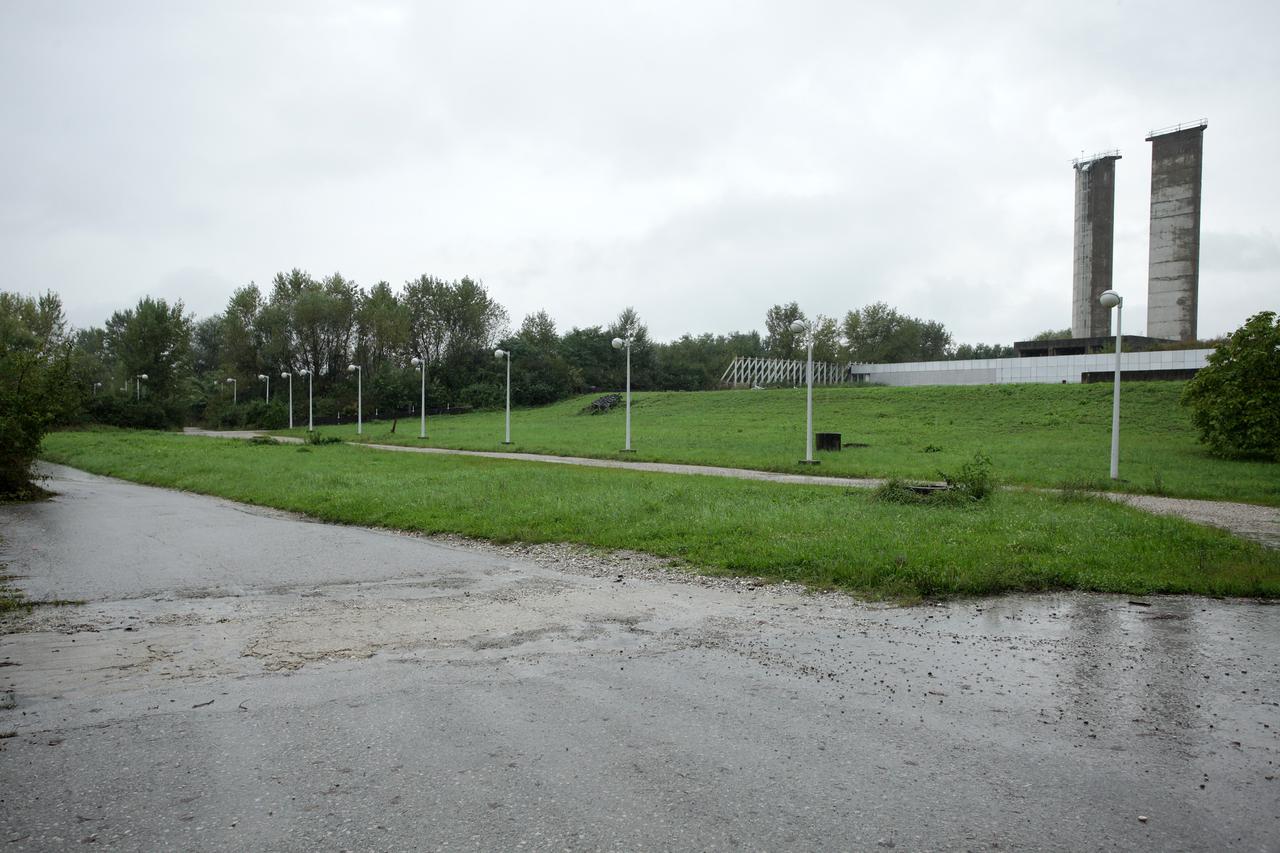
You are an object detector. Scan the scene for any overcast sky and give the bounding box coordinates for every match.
[3,1,1277,344]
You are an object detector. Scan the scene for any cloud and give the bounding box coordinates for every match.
[2,0,1277,344]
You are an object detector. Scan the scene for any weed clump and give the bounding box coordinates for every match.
[939,451,997,501]
[874,451,997,507]
[304,432,344,446]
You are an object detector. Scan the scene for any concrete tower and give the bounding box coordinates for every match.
[1071,152,1121,338]
[1146,120,1206,341]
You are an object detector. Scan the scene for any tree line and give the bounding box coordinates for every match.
[3,274,1024,435]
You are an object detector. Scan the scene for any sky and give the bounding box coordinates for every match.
[2,0,1277,344]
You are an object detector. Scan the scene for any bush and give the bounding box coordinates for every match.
[459,382,503,411]
[1,291,76,497]
[939,451,997,501]
[84,396,184,430]
[1181,311,1280,460]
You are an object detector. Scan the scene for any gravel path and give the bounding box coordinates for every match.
[182,428,1280,549]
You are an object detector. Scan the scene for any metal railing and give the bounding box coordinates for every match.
[1146,118,1208,139]
[1071,149,1121,167]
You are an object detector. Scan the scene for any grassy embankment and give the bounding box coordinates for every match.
[41,430,1280,600]
[275,383,1280,506]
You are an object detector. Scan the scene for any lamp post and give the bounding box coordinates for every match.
[410,357,426,439]
[611,336,633,452]
[348,364,362,435]
[1100,290,1123,480]
[299,369,313,431]
[226,377,236,405]
[790,319,817,464]
[257,373,270,403]
[136,374,148,401]
[93,381,102,397]
[280,372,293,429]
[494,348,512,444]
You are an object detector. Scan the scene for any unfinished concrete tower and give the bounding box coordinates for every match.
[1071,151,1121,338]
[1146,120,1207,341]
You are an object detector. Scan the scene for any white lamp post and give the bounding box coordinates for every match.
[494,348,512,444]
[1100,290,1123,480]
[348,364,362,435]
[790,319,817,465]
[611,336,633,452]
[410,357,426,439]
[299,369,313,431]
[225,377,236,405]
[92,381,102,397]
[136,373,148,401]
[257,373,270,403]
[280,372,293,429]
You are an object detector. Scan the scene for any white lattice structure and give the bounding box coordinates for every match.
[720,356,854,388]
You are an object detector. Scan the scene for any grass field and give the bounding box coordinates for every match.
[275,383,1280,506]
[40,430,1280,600]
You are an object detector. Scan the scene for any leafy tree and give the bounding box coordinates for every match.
[561,325,614,392]
[0,291,75,497]
[606,307,656,390]
[355,281,410,370]
[764,302,806,359]
[1030,328,1072,341]
[103,296,193,401]
[951,342,1015,360]
[1181,311,1280,459]
[503,311,577,405]
[655,330,765,390]
[810,315,841,363]
[843,302,953,363]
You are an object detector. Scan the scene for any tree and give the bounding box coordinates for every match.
[842,302,953,363]
[497,311,577,406]
[1030,328,1072,341]
[764,302,806,359]
[606,307,656,390]
[1181,311,1280,459]
[951,342,1015,360]
[103,296,193,401]
[0,291,75,497]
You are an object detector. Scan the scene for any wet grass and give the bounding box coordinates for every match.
[274,383,1280,506]
[40,430,1280,600]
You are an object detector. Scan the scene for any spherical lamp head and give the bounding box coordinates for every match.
[257,374,267,381]
[611,337,625,350]
[139,374,148,380]
[789,320,807,334]
[494,348,506,359]
[347,364,358,373]
[410,357,422,367]
[280,372,290,379]
[1099,290,1121,309]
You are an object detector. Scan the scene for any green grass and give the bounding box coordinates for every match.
[40,430,1280,600]
[275,384,1280,506]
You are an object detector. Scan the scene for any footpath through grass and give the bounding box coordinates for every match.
[276,384,1280,506]
[41,430,1280,600]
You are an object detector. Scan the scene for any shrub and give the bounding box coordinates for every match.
[938,451,997,502]
[1181,311,1280,460]
[1,291,76,497]
[459,382,503,411]
[84,396,183,430]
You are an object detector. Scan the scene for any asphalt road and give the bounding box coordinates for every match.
[2,465,1277,851]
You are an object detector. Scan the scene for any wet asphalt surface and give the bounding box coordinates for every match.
[1,465,1278,851]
